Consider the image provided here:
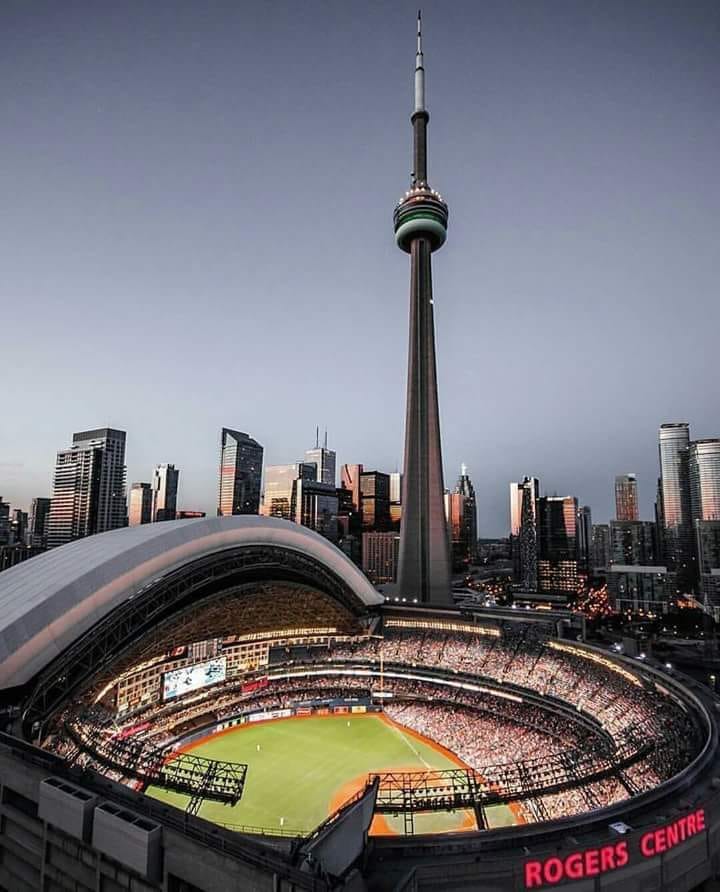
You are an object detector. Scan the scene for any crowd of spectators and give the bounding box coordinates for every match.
[49,623,702,826]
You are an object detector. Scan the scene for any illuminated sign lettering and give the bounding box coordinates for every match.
[524,809,705,889]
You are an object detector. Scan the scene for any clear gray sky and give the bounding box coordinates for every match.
[1,0,718,534]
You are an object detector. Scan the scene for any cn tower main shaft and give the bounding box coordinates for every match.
[394,12,451,604]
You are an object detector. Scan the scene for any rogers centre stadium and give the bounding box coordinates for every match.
[0,517,719,892]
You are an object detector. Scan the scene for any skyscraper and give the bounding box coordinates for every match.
[28,497,51,547]
[217,429,263,516]
[262,463,314,520]
[395,14,451,604]
[152,463,179,522]
[341,464,364,516]
[389,472,403,529]
[537,496,580,597]
[294,477,339,542]
[362,531,401,585]
[576,506,592,573]
[444,491,467,571]
[360,472,391,532]
[658,423,695,591]
[615,474,639,522]
[128,483,152,526]
[0,498,10,547]
[455,464,478,562]
[261,463,337,541]
[689,438,720,606]
[304,431,336,487]
[510,477,539,590]
[591,524,611,570]
[47,428,127,548]
[609,521,657,566]
[689,439,720,524]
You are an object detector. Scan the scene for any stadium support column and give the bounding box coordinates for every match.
[394,11,452,605]
[474,801,488,831]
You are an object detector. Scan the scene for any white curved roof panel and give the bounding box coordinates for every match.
[0,516,382,690]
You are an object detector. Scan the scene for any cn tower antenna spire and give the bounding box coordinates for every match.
[415,10,425,114]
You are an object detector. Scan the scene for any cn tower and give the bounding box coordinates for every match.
[395,12,452,605]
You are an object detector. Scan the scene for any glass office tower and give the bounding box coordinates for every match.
[217,429,263,516]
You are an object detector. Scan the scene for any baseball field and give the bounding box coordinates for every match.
[148,713,518,835]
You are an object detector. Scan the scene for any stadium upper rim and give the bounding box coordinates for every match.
[0,516,383,691]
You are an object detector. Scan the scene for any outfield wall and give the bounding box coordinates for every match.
[166,698,382,754]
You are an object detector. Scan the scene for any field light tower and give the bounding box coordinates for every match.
[395,11,452,605]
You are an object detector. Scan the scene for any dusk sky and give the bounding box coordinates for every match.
[1,0,718,535]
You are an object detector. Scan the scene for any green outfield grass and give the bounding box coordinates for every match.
[148,714,518,835]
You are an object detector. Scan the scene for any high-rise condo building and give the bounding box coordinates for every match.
[689,438,720,607]
[697,522,720,608]
[217,429,263,516]
[47,428,127,549]
[689,439,720,524]
[152,463,179,522]
[615,474,639,522]
[28,497,51,547]
[128,483,152,526]
[395,14,452,604]
[658,423,695,591]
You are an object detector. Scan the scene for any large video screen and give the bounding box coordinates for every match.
[162,657,226,701]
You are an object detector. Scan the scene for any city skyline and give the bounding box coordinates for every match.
[1,1,718,535]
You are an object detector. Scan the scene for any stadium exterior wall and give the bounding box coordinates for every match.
[0,735,327,892]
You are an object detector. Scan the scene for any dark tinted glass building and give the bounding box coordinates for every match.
[360,471,391,531]
[609,521,657,566]
[217,429,263,516]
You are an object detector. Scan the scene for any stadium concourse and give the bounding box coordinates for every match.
[0,518,719,891]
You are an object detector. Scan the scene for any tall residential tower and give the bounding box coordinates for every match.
[615,474,639,522]
[395,13,451,604]
[47,428,127,548]
[658,423,695,591]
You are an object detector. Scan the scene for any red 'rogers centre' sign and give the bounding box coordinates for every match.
[524,808,706,889]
